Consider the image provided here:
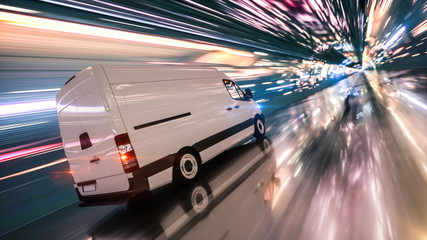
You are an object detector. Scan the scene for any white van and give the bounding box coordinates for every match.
[56,65,265,203]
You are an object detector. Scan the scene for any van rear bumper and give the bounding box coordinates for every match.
[76,171,150,206]
[77,188,135,206]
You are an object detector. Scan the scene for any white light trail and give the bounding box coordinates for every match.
[239,84,256,88]
[0,121,49,131]
[385,27,406,47]
[0,4,40,13]
[99,18,155,30]
[5,88,60,94]
[400,92,427,110]
[0,100,56,117]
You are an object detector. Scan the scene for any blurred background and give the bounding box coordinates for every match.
[0,0,426,239]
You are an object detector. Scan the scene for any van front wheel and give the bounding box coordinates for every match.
[173,148,201,184]
[253,116,265,138]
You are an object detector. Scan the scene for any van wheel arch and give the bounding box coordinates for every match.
[173,147,202,184]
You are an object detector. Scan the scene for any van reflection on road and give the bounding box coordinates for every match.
[89,137,281,239]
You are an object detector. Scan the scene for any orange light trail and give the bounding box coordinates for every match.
[0,11,254,58]
[0,158,67,181]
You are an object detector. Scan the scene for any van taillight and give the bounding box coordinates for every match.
[114,133,139,173]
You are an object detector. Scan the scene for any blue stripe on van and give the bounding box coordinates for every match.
[192,118,254,152]
[134,112,191,130]
[138,118,254,178]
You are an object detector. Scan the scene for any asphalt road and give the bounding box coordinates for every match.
[1,71,426,240]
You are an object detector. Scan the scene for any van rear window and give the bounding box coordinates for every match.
[79,132,92,150]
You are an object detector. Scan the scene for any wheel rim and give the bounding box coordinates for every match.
[191,186,209,213]
[180,153,198,179]
[256,119,265,134]
[262,138,270,150]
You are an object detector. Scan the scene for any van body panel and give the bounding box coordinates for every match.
[57,67,128,195]
[56,65,264,202]
[95,65,128,135]
[110,76,236,172]
[90,173,129,194]
[148,167,173,190]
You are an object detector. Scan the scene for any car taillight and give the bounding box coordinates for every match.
[115,133,139,173]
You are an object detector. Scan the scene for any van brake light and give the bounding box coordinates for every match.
[115,133,139,173]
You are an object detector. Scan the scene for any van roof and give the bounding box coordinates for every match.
[56,65,229,103]
[99,65,228,84]
[100,65,218,70]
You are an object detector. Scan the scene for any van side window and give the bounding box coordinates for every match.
[223,79,244,100]
[79,132,92,150]
[235,85,246,99]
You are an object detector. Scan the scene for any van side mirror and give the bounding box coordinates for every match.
[245,88,253,99]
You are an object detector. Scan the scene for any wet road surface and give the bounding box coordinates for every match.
[2,71,427,240]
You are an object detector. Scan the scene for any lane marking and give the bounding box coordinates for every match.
[0,199,79,238]
[0,176,48,194]
[0,158,67,181]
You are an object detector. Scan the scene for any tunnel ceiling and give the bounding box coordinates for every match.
[7,0,366,64]
[118,0,366,64]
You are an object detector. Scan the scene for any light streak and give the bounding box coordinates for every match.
[389,108,425,155]
[0,11,254,58]
[400,92,427,110]
[392,47,404,56]
[277,149,291,166]
[0,158,67,181]
[253,51,269,56]
[0,143,63,163]
[5,88,60,94]
[266,84,294,91]
[271,176,290,209]
[99,18,155,30]
[239,84,256,88]
[0,176,48,194]
[0,4,40,13]
[0,121,49,131]
[0,137,59,155]
[385,27,406,47]
[145,61,186,65]
[0,100,56,117]
[411,19,427,37]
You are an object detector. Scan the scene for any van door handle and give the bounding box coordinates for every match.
[234,105,240,109]
[90,157,100,163]
[227,107,232,111]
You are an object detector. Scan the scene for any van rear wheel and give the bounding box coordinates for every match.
[253,115,265,138]
[173,148,201,184]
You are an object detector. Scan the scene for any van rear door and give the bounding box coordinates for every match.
[57,69,127,192]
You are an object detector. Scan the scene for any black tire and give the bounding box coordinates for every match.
[173,148,201,184]
[253,115,265,138]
